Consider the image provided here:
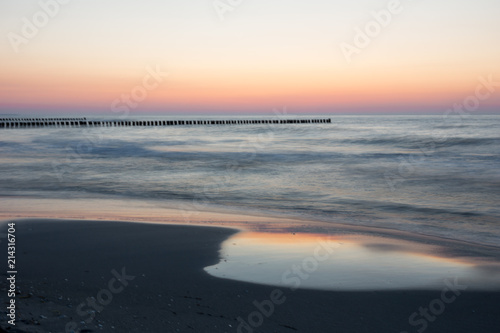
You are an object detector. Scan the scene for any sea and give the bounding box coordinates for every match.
[1,114,499,247]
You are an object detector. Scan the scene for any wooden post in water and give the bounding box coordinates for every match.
[1,117,331,129]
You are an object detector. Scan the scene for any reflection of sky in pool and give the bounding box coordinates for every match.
[205,232,500,291]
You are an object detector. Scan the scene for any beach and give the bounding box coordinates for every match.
[2,0,499,331]
[2,218,499,333]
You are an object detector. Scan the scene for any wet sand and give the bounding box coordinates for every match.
[1,219,499,333]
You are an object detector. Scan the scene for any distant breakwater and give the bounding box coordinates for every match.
[0,117,331,129]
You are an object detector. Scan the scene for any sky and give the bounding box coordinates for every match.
[0,0,499,115]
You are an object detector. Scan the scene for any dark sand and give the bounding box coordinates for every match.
[1,219,499,333]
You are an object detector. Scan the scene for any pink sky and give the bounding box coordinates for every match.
[1,0,499,115]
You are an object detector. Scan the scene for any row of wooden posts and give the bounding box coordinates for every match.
[0,118,331,128]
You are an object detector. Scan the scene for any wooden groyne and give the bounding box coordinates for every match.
[0,117,331,129]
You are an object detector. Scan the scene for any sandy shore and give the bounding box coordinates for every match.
[1,219,499,333]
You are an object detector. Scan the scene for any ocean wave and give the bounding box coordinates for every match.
[1,115,499,247]
[339,136,500,149]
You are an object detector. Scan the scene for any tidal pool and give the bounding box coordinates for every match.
[205,231,500,291]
